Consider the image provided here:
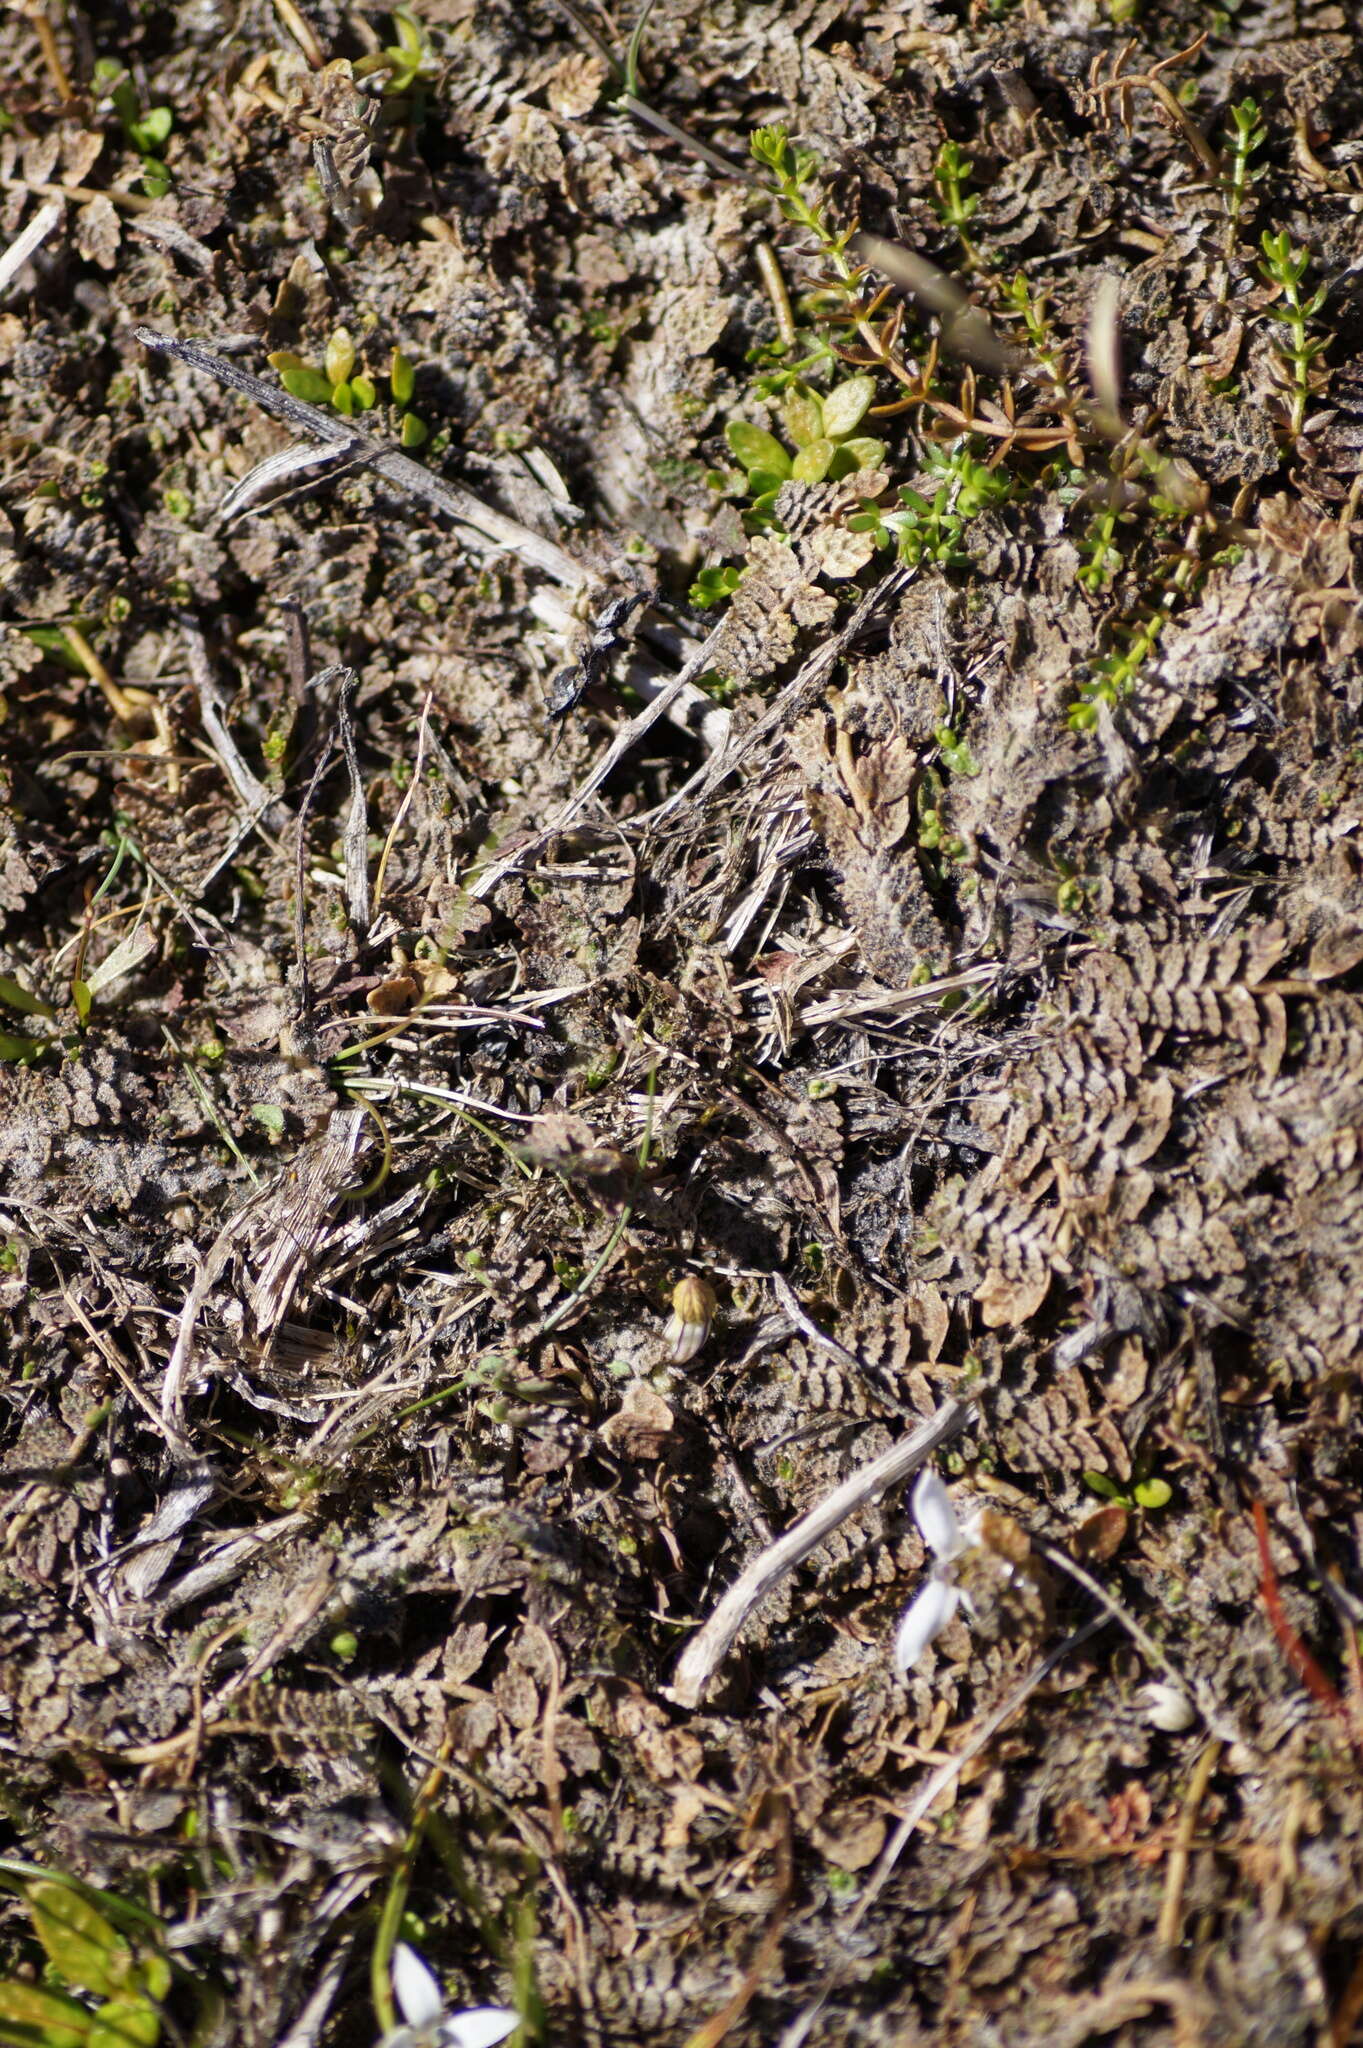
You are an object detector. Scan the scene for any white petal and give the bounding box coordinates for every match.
[393,1946,445,2030]
[912,1468,962,1561]
[1138,1681,1197,1733]
[893,1578,960,1672]
[443,2011,519,2048]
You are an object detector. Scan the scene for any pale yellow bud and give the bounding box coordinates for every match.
[664,1276,717,1364]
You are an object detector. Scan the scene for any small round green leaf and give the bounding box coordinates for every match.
[821,375,876,439]
[350,375,377,410]
[791,437,834,483]
[136,107,173,148]
[330,380,355,416]
[725,421,791,476]
[399,412,429,449]
[279,367,333,404]
[1134,1478,1173,1509]
[838,435,886,471]
[390,350,416,405]
[781,384,824,448]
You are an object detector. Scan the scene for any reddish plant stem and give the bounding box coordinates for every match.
[1252,1499,1361,1753]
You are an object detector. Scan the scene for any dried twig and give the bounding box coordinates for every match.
[136,327,589,588]
[847,1612,1110,1928]
[1155,1737,1222,1950]
[0,197,62,296]
[668,1398,973,1708]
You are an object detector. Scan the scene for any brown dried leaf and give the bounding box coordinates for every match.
[74,195,121,270]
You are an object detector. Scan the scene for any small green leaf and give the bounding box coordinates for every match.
[0,1977,93,2048]
[89,1999,159,2048]
[1133,1478,1173,1510]
[324,328,356,386]
[781,384,824,448]
[27,1883,130,2000]
[790,438,833,483]
[266,350,308,375]
[821,375,876,439]
[0,1030,49,1064]
[279,367,333,404]
[351,374,377,410]
[0,976,55,1020]
[134,106,172,148]
[688,565,741,607]
[399,412,428,448]
[330,380,355,415]
[838,435,886,471]
[390,349,415,405]
[71,981,93,1027]
[725,421,791,476]
[391,9,425,56]
[251,1104,286,1135]
[1082,1471,1122,1502]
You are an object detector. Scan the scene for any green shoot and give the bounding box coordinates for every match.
[355,9,437,98]
[847,439,1012,568]
[749,125,927,408]
[1257,229,1329,443]
[621,0,664,99]
[1001,272,1083,452]
[932,139,982,269]
[267,335,411,429]
[1221,97,1266,256]
[93,58,173,195]
[689,565,742,608]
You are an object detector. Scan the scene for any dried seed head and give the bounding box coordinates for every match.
[665,1276,717,1364]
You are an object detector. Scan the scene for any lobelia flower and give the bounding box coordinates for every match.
[383,1943,518,2048]
[1138,1680,1197,1733]
[893,1467,981,1673]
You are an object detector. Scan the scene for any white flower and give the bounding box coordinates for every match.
[893,1468,979,1674]
[1138,1680,1197,1733]
[383,1945,517,2048]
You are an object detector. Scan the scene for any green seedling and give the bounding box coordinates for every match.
[1083,1471,1173,1511]
[267,330,389,421]
[846,437,1012,567]
[723,373,884,530]
[934,723,979,778]
[93,58,173,196]
[1000,273,1084,455]
[689,564,742,607]
[749,125,927,409]
[932,138,983,269]
[1070,603,1166,730]
[1258,229,1329,443]
[1221,97,1266,258]
[354,9,437,100]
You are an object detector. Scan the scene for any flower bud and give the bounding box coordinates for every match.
[1139,1680,1196,1732]
[664,1276,717,1364]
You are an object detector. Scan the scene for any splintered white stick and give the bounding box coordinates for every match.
[668,1397,973,1709]
[0,199,63,296]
